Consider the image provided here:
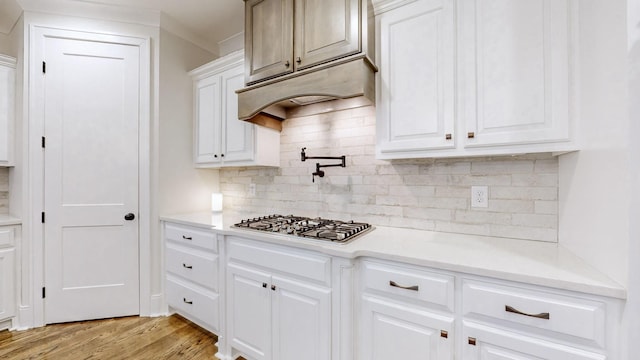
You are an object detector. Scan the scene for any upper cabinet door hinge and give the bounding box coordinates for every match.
[42,61,46,74]
[41,136,45,148]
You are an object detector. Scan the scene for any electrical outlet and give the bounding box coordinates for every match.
[248,183,256,197]
[471,186,488,208]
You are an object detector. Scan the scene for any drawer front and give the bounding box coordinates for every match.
[361,260,455,311]
[0,227,15,247]
[227,237,331,285]
[166,277,219,332]
[166,244,218,291]
[165,223,217,251]
[462,279,606,347]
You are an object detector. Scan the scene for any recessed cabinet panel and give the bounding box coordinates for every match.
[245,0,294,84]
[376,0,455,156]
[0,55,16,166]
[195,78,221,164]
[295,0,360,70]
[460,0,571,148]
[222,68,255,163]
[361,295,454,360]
[0,248,15,322]
[463,321,606,360]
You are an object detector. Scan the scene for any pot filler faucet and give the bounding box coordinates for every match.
[301,147,346,183]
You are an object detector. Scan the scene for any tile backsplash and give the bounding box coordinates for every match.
[220,105,559,242]
[0,168,8,214]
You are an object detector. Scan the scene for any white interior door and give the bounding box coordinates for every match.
[42,34,140,324]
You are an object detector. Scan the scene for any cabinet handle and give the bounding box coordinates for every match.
[468,337,476,346]
[182,235,192,240]
[221,154,224,157]
[183,298,193,305]
[262,282,268,288]
[214,154,218,158]
[285,60,290,67]
[505,305,550,320]
[296,57,302,64]
[467,132,475,139]
[271,285,276,291]
[389,281,419,291]
[445,133,452,140]
[182,263,193,269]
[440,330,448,338]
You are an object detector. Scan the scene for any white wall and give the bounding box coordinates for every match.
[158,29,218,216]
[625,0,640,356]
[558,0,630,286]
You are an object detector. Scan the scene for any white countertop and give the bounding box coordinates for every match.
[160,212,626,299]
[0,215,21,226]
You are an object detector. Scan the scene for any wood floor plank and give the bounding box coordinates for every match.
[0,315,218,360]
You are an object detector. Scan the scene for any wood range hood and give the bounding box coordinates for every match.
[236,54,377,132]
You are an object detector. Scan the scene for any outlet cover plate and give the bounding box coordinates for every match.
[471,186,488,208]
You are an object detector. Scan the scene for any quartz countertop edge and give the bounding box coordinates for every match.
[160,212,627,299]
[0,215,22,226]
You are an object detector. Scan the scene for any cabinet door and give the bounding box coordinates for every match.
[272,275,332,360]
[194,74,222,165]
[459,0,571,148]
[245,0,294,84]
[361,295,454,360]
[463,322,606,360]
[0,248,15,321]
[376,0,455,158]
[0,57,15,166]
[294,0,360,70]
[221,66,256,164]
[228,263,273,360]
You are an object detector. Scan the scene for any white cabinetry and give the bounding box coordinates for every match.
[164,222,220,333]
[359,259,455,360]
[190,51,280,168]
[461,279,612,360]
[0,225,17,329]
[226,236,332,360]
[0,55,16,166]
[375,0,576,159]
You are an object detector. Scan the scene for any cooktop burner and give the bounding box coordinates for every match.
[232,214,373,244]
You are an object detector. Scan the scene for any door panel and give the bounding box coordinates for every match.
[42,34,140,323]
[222,66,255,163]
[272,275,331,360]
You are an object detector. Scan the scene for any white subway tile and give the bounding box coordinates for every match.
[534,200,558,215]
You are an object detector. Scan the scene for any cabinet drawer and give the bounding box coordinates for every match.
[228,237,331,284]
[165,223,217,251]
[166,276,219,332]
[361,260,455,311]
[166,244,218,291]
[0,227,14,247]
[462,279,606,347]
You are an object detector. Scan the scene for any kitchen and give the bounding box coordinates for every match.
[0,0,639,359]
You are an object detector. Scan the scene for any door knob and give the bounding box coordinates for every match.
[124,213,135,221]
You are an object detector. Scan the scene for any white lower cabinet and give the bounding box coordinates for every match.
[163,222,220,333]
[359,259,455,360]
[0,225,17,328]
[226,237,332,360]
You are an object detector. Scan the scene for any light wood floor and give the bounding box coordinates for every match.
[0,314,219,359]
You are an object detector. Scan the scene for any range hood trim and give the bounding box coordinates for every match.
[237,54,377,124]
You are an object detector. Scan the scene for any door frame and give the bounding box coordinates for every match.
[25,25,152,327]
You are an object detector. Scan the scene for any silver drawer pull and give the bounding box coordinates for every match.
[182,263,193,269]
[182,235,192,240]
[505,305,550,320]
[183,298,193,305]
[389,281,419,291]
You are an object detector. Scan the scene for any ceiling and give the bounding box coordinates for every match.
[0,0,245,54]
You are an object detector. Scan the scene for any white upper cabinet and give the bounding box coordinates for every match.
[0,55,16,167]
[190,51,280,168]
[376,0,456,156]
[375,0,576,159]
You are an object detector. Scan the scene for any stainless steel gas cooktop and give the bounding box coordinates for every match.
[232,214,373,244]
